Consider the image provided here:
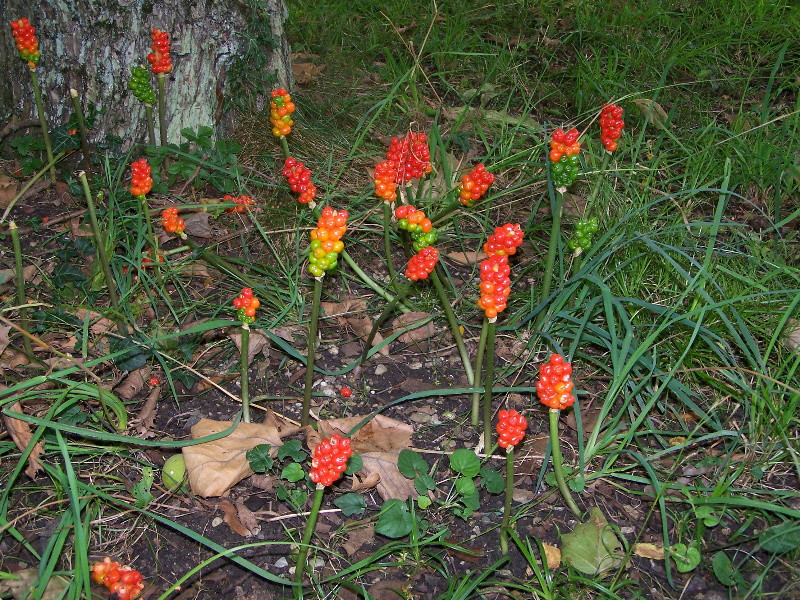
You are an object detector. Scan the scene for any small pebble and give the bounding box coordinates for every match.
[211,517,224,527]
[374,364,387,376]
[409,361,423,370]
[274,557,288,569]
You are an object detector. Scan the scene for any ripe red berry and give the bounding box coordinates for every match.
[309,434,353,487]
[535,354,575,410]
[341,386,352,398]
[496,409,527,449]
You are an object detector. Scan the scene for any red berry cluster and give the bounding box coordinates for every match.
[599,103,624,152]
[373,160,398,203]
[130,159,153,197]
[536,354,575,410]
[496,409,528,449]
[406,246,439,281]
[478,255,511,320]
[10,18,39,66]
[309,433,352,487]
[484,223,524,257]
[458,164,495,207]
[270,88,295,137]
[224,194,256,213]
[147,29,172,74]
[308,207,348,277]
[91,558,144,600]
[141,249,164,267]
[282,158,317,205]
[161,207,185,236]
[232,287,260,325]
[386,133,432,184]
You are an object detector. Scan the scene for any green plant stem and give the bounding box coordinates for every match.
[30,67,55,183]
[0,152,65,225]
[145,104,157,146]
[78,172,128,336]
[280,136,291,159]
[9,221,32,356]
[430,267,474,388]
[383,202,401,296]
[549,408,581,518]
[341,250,409,310]
[360,279,413,366]
[240,326,251,423]
[69,89,92,177]
[586,151,611,212]
[500,447,514,555]
[536,190,564,331]
[157,73,169,169]
[294,484,325,599]
[302,277,323,427]
[139,194,161,282]
[470,318,489,426]
[482,319,496,447]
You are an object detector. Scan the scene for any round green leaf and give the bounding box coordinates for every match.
[450,449,480,478]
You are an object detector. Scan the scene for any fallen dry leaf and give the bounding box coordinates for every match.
[236,498,261,534]
[229,329,270,365]
[182,212,213,238]
[351,471,381,492]
[367,578,414,600]
[217,498,252,537]
[0,172,19,208]
[310,415,416,501]
[0,324,10,355]
[632,542,665,560]
[292,53,326,85]
[0,568,69,600]
[784,319,800,350]
[2,401,44,477]
[69,216,95,237]
[250,473,276,492]
[543,542,562,569]
[74,308,116,338]
[342,524,375,556]
[130,386,160,438]
[321,299,388,356]
[0,264,38,289]
[113,365,152,400]
[390,312,434,346]
[443,250,487,265]
[631,98,670,128]
[183,415,299,497]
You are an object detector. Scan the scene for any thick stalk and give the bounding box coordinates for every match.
[360,280,412,366]
[157,73,170,170]
[79,172,127,336]
[549,409,581,518]
[482,319,496,447]
[430,267,474,387]
[69,89,92,177]
[144,105,157,147]
[470,319,489,426]
[139,194,161,282]
[30,68,55,183]
[383,202,401,296]
[294,484,325,599]
[535,190,564,331]
[9,222,32,356]
[280,136,291,160]
[341,250,408,310]
[302,277,323,427]
[240,326,251,423]
[500,448,514,555]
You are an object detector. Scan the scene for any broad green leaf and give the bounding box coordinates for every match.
[398,449,428,478]
[345,453,363,475]
[455,476,476,497]
[479,467,504,494]
[759,521,800,553]
[450,449,480,478]
[334,493,366,517]
[375,499,412,539]
[695,505,721,527]
[417,495,432,509]
[670,543,701,572]
[278,439,307,462]
[712,551,746,587]
[561,508,625,575]
[414,472,436,494]
[246,444,273,473]
[281,462,305,483]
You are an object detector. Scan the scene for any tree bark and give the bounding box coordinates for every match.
[1,0,292,150]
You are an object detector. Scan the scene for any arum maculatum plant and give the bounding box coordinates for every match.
[130,158,160,273]
[536,353,582,517]
[147,27,172,150]
[294,434,353,599]
[496,409,528,555]
[270,88,295,158]
[129,65,158,144]
[10,17,55,183]
[161,207,187,240]
[233,288,260,422]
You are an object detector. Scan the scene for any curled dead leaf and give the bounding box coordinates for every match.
[543,542,562,569]
[632,542,665,560]
[130,386,160,438]
[229,329,271,365]
[217,498,252,537]
[113,365,152,400]
[390,312,434,346]
[631,98,669,128]
[2,401,44,477]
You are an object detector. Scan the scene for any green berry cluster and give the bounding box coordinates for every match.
[395,205,438,252]
[129,66,156,105]
[568,217,599,252]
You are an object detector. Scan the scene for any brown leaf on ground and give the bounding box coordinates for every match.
[320,298,367,316]
[176,263,212,278]
[229,329,271,365]
[184,415,299,497]
[250,473,277,492]
[0,265,38,289]
[292,53,326,85]
[270,324,306,347]
[235,498,261,535]
[183,212,214,238]
[443,250,487,265]
[217,498,252,537]
[0,172,19,208]
[345,316,388,356]
[543,542,562,568]
[113,365,152,400]
[1,401,44,477]
[69,216,95,237]
[784,319,800,350]
[343,524,375,556]
[74,308,116,337]
[1,349,29,368]
[367,577,416,600]
[309,415,416,500]
[565,399,601,434]
[130,386,160,438]
[321,299,388,356]
[632,542,665,560]
[631,98,670,128]
[0,568,69,600]
[0,324,10,355]
[390,312,434,346]
[351,471,380,492]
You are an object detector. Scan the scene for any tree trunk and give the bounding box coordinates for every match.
[1,0,292,150]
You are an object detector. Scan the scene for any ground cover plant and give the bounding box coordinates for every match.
[1,1,800,599]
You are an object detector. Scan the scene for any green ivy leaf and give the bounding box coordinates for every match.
[398,449,428,478]
[246,444,273,473]
[375,499,412,539]
[278,439,307,462]
[561,508,625,575]
[758,521,800,553]
[670,543,701,573]
[281,462,305,483]
[345,453,363,475]
[711,551,746,588]
[131,466,154,508]
[479,467,504,494]
[414,472,436,494]
[695,505,721,527]
[455,476,476,497]
[333,493,366,517]
[416,495,432,510]
[450,449,480,478]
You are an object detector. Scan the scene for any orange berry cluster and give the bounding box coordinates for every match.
[308,207,348,277]
[536,354,575,410]
[458,163,495,207]
[496,409,528,449]
[141,249,165,267]
[130,159,153,197]
[10,18,39,66]
[232,287,260,325]
[478,255,511,320]
[483,223,524,257]
[270,88,296,137]
[373,160,398,203]
[406,246,439,281]
[386,132,432,184]
[599,103,624,152]
[91,558,144,600]
[394,204,438,252]
[549,128,581,189]
[147,28,172,74]
[224,194,255,213]
[309,434,352,487]
[161,207,185,236]
[282,158,316,205]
